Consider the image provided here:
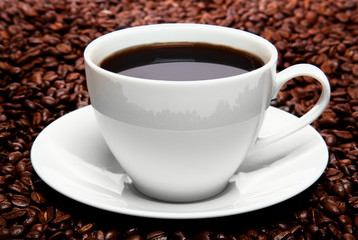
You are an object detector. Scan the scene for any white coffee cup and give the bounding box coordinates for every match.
[84,24,330,202]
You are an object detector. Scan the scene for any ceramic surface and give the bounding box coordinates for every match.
[84,24,330,201]
[31,106,328,219]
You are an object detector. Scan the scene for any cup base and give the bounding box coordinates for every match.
[132,181,229,203]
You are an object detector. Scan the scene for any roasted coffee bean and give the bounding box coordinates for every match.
[77,223,94,234]
[0,194,6,203]
[348,197,358,213]
[326,168,344,181]
[30,191,46,204]
[0,201,12,212]
[22,215,38,228]
[173,231,188,240]
[30,223,46,234]
[1,0,358,239]
[245,229,258,238]
[338,215,353,226]
[7,182,27,194]
[14,160,27,176]
[26,205,42,217]
[257,235,267,240]
[48,231,67,240]
[123,227,139,238]
[194,231,213,240]
[0,227,10,239]
[327,223,343,239]
[90,230,105,240]
[215,233,226,240]
[52,214,71,225]
[9,224,24,238]
[2,208,27,220]
[295,210,309,224]
[332,181,350,199]
[25,230,41,239]
[10,194,30,207]
[64,229,75,238]
[8,151,23,165]
[41,96,57,106]
[147,231,167,240]
[322,196,346,215]
[290,225,303,236]
[272,230,292,240]
[104,230,120,240]
[0,163,14,175]
[0,216,7,228]
[127,234,143,240]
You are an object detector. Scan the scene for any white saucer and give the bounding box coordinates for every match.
[31,105,328,219]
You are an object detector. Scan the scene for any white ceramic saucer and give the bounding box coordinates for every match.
[31,105,328,219]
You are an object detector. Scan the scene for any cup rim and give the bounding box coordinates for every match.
[84,23,278,85]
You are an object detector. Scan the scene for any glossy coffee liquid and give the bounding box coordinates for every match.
[100,42,264,81]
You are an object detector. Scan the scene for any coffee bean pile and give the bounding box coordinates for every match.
[0,0,357,239]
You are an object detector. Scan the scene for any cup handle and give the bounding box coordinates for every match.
[253,64,331,149]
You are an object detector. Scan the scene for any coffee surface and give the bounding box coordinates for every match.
[99,43,264,80]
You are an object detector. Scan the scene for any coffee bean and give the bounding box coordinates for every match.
[245,229,258,239]
[77,223,94,234]
[30,192,46,204]
[0,194,6,203]
[41,96,57,107]
[0,202,12,212]
[123,227,139,238]
[332,179,353,199]
[91,230,105,240]
[104,230,120,240]
[14,160,27,176]
[9,224,24,238]
[348,197,358,213]
[334,130,354,140]
[25,230,41,239]
[290,225,303,236]
[2,208,27,220]
[25,205,41,217]
[1,0,358,239]
[343,224,355,235]
[173,231,188,240]
[322,197,344,215]
[10,194,30,207]
[0,227,10,239]
[257,235,267,240]
[8,151,23,165]
[194,231,213,240]
[272,230,291,240]
[30,223,46,233]
[147,231,167,240]
[326,168,345,181]
[7,182,26,194]
[22,215,38,229]
[0,216,6,228]
[48,231,66,240]
[52,214,71,225]
[0,163,14,175]
[56,43,72,54]
[63,229,74,238]
[127,234,143,240]
[343,233,356,240]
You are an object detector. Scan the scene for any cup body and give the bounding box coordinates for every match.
[84,24,277,202]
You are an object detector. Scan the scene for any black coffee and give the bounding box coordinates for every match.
[99,42,264,81]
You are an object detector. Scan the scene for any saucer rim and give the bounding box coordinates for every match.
[31,105,328,219]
